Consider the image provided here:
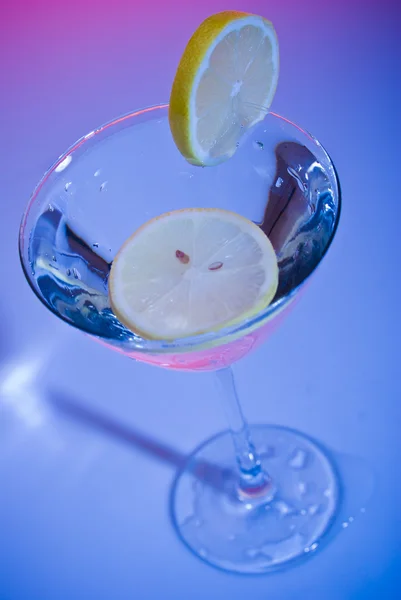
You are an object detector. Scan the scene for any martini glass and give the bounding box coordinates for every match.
[19,104,341,574]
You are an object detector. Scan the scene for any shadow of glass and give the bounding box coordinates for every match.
[47,388,375,574]
[48,388,232,492]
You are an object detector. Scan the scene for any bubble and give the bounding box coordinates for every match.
[274,500,293,516]
[288,448,307,469]
[298,481,307,495]
[309,504,321,516]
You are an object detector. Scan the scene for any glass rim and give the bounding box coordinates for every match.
[19,103,342,354]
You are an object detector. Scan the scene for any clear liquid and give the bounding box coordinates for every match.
[24,111,339,349]
[29,172,336,345]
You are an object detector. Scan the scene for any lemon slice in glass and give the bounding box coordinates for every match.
[169,11,279,166]
[109,208,278,340]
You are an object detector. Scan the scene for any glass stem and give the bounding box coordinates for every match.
[215,366,273,497]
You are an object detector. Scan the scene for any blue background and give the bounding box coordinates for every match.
[1,0,400,598]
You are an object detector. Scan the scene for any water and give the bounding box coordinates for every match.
[30,209,133,340]
[28,154,337,346]
[23,108,339,351]
[288,448,308,469]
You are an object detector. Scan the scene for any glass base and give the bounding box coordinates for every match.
[171,426,339,574]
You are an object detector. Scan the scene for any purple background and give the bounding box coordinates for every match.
[1,0,400,598]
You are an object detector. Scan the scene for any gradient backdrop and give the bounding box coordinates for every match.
[0,0,400,598]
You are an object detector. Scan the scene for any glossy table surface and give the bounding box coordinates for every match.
[1,1,400,598]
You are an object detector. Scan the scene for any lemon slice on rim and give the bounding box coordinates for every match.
[169,11,279,166]
[109,208,278,340]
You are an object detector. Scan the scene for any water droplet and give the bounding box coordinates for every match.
[48,204,54,212]
[94,169,101,177]
[109,248,112,252]
[274,500,293,516]
[180,514,195,528]
[300,509,307,516]
[92,243,99,248]
[235,142,240,147]
[72,268,81,280]
[198,548,208,558]
[254,165,269,178]
[298,481,307,495]
[342,522,349,528]
[348,516,354,523]
[288,448,308,469]
[360,507,366,514]
[66,269,71,276]
[99,181,108,191]
[246,548,259,558]
[260,547,273,560]
[308,504,320,516]
[304,546,311,553]
[64,182,72,192]
[55,155,72,172]
[310,542,318,551]
[52,256,57,262]
[275,176,284,188]
[324,488,332,498]
[253,140,264,149]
